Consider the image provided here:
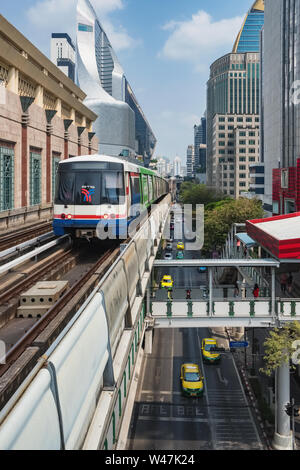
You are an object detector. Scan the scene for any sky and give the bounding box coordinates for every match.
[0,0,255,163]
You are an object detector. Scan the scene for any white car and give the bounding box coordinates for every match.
[164,252,173,260]
[166,243,173,251]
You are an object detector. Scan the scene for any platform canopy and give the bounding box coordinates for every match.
[246,212,300,261]
[235,233,257,248]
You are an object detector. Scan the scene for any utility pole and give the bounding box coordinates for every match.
[272,361,293,450]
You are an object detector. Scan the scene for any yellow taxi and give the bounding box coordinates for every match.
[201,338,221,364]
[180,363,204,397]
[161,275,173,289]
[177,241,185,250]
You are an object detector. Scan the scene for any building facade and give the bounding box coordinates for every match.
[261,0,300,215]
[186,145,195,178]
[194,116,206,171]
[174,156,182,177]
[212,114,259,197]
[233,0,265,53]
[0,14,98,212]
[51,33,76,82]
[76,0,156,165]
[207,52,261,193]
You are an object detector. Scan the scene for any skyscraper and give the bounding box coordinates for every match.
[262,0,300,215]
[194,116,206,170]
[233,0,265,53]
[186,145,195,178]
[76,0,156,164]
[206,0,264,198]
[174,157,182,177]
[51,33,76,82]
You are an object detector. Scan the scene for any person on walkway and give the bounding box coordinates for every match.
[234,282,239,298]
[186,289,191,300]
[168,288,173,301]
[287,273,293,295]
[253,283,259,299]
[280,273,288,294]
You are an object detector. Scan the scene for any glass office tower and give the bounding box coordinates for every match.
[233,0,265,53]
[76,0,156,164]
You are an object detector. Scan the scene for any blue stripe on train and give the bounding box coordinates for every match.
[53,218,129,237]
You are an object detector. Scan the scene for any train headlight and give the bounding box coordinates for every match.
[61,213,66,219]
[103,214,109,220]
[67,214,72,220]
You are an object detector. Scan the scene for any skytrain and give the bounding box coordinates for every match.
[53,155,169,239]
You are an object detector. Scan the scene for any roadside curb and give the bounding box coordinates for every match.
[239,366,272,450]
[225,328,272,450]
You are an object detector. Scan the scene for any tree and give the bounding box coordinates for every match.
[180,183,227,207]
[202,197,264,253]
[260,322,300,377]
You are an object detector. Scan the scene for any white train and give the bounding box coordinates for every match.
[53,155,169,239]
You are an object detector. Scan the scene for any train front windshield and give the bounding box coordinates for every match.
[55,162,125,206]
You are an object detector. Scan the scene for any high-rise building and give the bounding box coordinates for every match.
[194,116,206,170]
[174,157,182,177]
[51,33,76,82]
[233,0,265,53]
[262,0,300,215]
[186,145,195,178]
[76,0,156,164]
[206,0,264,197]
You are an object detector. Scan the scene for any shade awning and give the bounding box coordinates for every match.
[235,233,257,247]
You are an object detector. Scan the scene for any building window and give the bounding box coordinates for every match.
[52,153,61,200]
[249,149,256,153]
[249,140,256,145]
[219,117,225,122]
[219,133,225,138]
[78,23,93,33]
[239,140,246,145]
[0,144,14,211]
[239,157,246,162]
[249,157,256,162]
[273,201,279,214]
[240,132,246,136]
[281,169,289,189]
[30,151,42,206]
[249,132,256,137]
[219,126,225,130]
[239,165,246,170]
[228,118,234,122]
[240,174,246,179]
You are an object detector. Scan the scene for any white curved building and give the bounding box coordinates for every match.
[76,0,156,164]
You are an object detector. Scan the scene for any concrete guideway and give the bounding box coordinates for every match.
[0,196,172,450]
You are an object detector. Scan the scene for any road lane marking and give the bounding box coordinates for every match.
[137,417,225,423]
[197,329,216,450]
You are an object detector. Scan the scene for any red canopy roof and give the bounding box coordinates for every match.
[246,212,300,260]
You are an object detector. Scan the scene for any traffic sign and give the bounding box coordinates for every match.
[229,341,249,348]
